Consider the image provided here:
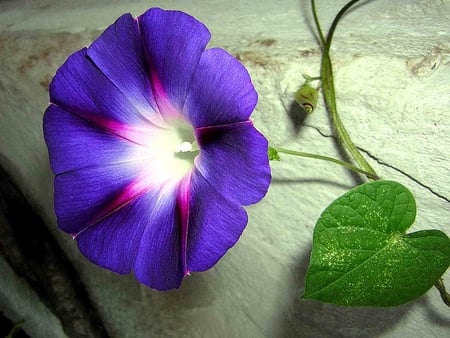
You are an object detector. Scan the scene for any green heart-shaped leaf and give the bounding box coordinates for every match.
[303,180,450,306]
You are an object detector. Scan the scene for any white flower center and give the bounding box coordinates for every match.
[137,118,198,186]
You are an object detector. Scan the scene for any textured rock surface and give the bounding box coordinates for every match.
[0,0,449,337]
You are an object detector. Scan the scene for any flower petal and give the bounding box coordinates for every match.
[138,8,211,114]
[54,163,146,235]
[185,48,258,127]
[44,7,272,291]
[43,105,152,175]
[187,169,248,272]
[76,183,185,290]
[195,121,271,205]
[133,184,184,290]
[86,13,164,126]
[49,48,151,127]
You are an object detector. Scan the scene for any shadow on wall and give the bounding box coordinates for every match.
[286,99,309,135]
[0,164,109,338]
[418,293,450,330]
[273,246,414,338]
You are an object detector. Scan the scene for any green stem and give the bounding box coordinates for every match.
[434,278,450,307]
[274,147,379,180]
[7,320,25,338]
[312,0,378,178]
[311,0,325,47]
[323,0,361,55]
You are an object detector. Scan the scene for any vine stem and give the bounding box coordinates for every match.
[312,0,378,178]
[311,0,325,46]
[306,0,449,309]
[274,147,379,180]
[434,278,450,307]
[6,320,25,338]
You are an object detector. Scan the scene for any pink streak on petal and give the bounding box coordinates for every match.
[176,171,192,276]
[72,174,154,238]
[85,114,161,146]
[150,70,181,120]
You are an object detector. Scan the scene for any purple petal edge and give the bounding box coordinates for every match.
[185,48,258,128]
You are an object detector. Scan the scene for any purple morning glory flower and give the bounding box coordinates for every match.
[43,7,271,290]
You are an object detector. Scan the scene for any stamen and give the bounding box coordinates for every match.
[176,141,193,153]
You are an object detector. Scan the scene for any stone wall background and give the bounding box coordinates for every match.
[0,0,449,337]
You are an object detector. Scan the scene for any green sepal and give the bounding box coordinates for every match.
[268,146,280,161]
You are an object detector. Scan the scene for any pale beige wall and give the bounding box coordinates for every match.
[0,1,449,337]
